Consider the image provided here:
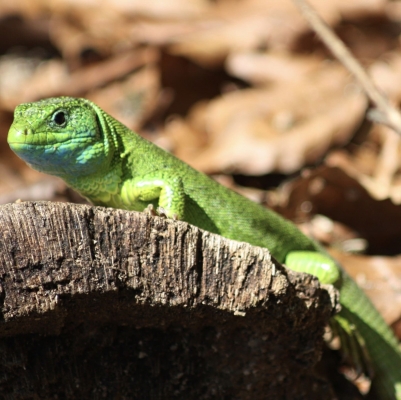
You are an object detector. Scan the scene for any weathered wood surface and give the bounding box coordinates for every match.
[0,201,338,399]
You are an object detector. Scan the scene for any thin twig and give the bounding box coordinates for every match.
[291,0,401,136]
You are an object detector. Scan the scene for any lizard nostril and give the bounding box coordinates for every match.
[23,129,33,136]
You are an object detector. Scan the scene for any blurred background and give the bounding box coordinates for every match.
[1,0,401,391]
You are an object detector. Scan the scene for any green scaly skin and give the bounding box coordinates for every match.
[8,97,401,399]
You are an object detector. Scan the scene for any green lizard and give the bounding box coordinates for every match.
[7,97,401,399]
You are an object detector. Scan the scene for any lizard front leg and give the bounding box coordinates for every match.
[120,175,185,219]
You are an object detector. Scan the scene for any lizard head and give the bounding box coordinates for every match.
[8,97,114,178]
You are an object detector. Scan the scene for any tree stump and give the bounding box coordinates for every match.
[0,201,338,399]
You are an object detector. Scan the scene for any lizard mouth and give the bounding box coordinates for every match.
[7,126,68,146]
[8,127,93,147]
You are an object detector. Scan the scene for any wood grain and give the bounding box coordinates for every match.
[0,201,337,399]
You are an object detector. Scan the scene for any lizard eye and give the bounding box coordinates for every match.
[52,110,68,127]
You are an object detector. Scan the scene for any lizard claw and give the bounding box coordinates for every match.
[156,207,179,220]
[143,205,179,220]
[156,207,168,218]
[144,204,158,217]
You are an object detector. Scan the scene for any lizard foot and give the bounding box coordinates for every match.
[144,204,158,217]
[143,204,179,220]
[156,207,179,220]
[330,313,373,379]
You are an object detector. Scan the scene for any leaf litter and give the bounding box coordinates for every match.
[0,0,400,396]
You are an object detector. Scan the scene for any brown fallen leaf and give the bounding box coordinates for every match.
[87,65,162,130]
[275,165,401,256]
[226,51,322,86]
[0,178,65,205]
[0,54,53,110]
[162,111,208,160]
[170,62,365,175]
[17,48,159,106]
[167,0,309,67]
[167,0,387,66]
[330,249,401,326]
[325,126,401,204]
[370,51,401,105]
[49,15,114,70]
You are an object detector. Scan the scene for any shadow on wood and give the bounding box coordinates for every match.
[0,201,337,399]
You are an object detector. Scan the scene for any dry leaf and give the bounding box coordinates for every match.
[17,48,159,106]
[370,52,401,104]
[167,0,387,66]
[226,51,322,86]
[330,250,401,325]
[172,62,365,175]
[87,65,162,130]
[276,166,401,255]
[325,127,401,204]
